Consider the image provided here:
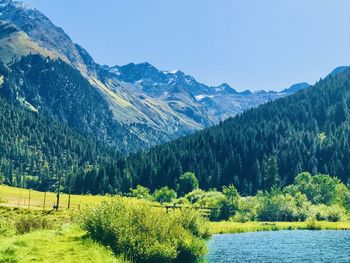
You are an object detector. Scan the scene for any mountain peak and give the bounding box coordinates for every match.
[0,0,33,10]
[328,66,349,78]
[281,82,310,94]
[217,83,237,94]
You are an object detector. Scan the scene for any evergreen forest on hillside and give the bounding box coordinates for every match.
[118,68,350,195]
[1,58,350,197]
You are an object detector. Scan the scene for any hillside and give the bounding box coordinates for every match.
[0,80,133,194]
[116,68,350,195]
[0,0,309,153]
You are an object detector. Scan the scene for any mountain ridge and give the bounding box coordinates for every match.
[0,0,316,152]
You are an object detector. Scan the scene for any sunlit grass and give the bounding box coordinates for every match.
[0,185,110,210]
[209,221,350,234]
[0,224,127,263]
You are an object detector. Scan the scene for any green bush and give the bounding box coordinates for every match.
[153,186,177,204]
[326,205,345,222]
[306,218,321,230]
[79,197,209,263]
[309,204,345,222]
[310,205,328,221]
[219,185,240,221]
[128,185,152,200]
[256,191,310,222]
[183,190,229,221]
[294,172,343,205]
[0,217,15,237]
[178,172,199,196]
[14,215,53,234]
[231,197,259,222]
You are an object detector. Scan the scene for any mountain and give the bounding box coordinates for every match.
[0,0,310,153]
[114,67,350,195]
[328,66,349,78]
[0,84,126,193]
[281,82,310,94]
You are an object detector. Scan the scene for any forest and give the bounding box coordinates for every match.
[117,67,350,195]
[1,58,350,197]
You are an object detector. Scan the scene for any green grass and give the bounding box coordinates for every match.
[209,220,350,234]
[0,185,110,210]
[0,224,126,263]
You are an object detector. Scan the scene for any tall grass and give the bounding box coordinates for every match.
[79,197,210,263]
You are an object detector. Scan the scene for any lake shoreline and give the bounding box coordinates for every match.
[209,221,350,234]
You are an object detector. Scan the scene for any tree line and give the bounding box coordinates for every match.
[1,58,350,196]
[117,68,350,195]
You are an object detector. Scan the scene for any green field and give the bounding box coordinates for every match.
[0,185,109,210]
[1,185,350,262]
[0,225,126,263]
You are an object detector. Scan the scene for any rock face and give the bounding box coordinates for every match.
[0,0,311,153]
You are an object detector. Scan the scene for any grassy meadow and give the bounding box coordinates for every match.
[0,224,126,263]
[1,184,350,262]
[0,185,109,210]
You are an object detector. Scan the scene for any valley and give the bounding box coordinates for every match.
[0,0,349,262]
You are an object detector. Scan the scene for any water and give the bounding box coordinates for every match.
[206,230,350,263]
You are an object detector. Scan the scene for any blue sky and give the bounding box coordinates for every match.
[24,0,350,91]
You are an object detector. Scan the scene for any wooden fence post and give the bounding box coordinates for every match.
[43,192,47,210]
[28,189,31,209]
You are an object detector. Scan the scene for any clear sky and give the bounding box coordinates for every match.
[24,0,350,91]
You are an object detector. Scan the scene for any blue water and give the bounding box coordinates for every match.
[206,230,350,262]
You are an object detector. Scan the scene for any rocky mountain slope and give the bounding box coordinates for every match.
[0,0,311,153]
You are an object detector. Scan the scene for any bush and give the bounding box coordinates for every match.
[310,205,328,221]
[79,197,209,263]
[153,186,177,204]
[309,204,345,222]
[183,190,224,221]
[256,191,310,222]
[326,205,345,222]
[294,173,341,205]
[219,185,240,221]
[178,172,199,196]
[306,218,321,230]
[14,215,53,234]
[0,217,15,237]
[128,185,151,200]
[231,197,259,222]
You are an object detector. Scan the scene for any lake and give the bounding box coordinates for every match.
[206,230,350,262]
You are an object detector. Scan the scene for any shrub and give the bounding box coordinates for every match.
[0,217,15,237]
[306,218,321,230]
[79,197,209,263]
[231,197,259,222]
[309,204,345,222]
[256,192,310,222]
[310,205,328,221]
[153,186,177,204]
[178,172,199,196]
[294,173,341,205]
[219,185,240,221]
[128,185,151,200]
[326,205,345,222]
[14,215,53,234]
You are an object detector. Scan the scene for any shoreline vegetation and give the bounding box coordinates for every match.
[209,221,350,235]
[1,171,350,262]
[0,206,350,263]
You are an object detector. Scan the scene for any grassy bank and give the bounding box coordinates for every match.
[0,206,126,263]
[0,224,126,263]
[209,221,350,234]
